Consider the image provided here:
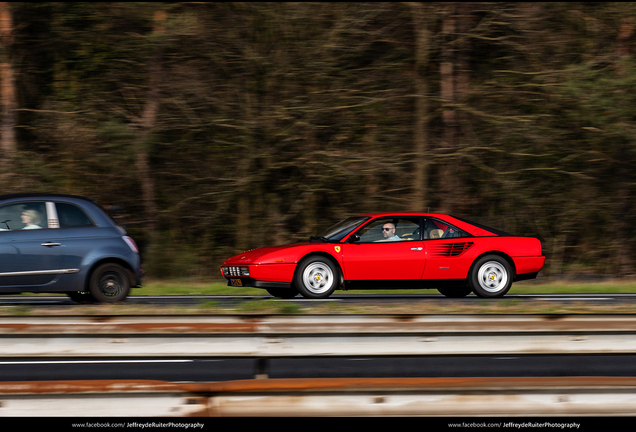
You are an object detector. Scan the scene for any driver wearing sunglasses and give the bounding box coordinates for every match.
[378,222,402,242]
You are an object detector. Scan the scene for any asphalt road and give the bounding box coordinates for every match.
[1,292,636,306]
[1,355,635,382]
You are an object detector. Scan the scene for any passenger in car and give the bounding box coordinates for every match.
[429,228,444,239]
[21,210,42,229]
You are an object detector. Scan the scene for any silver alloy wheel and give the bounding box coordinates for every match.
[477,260,508,293]
[302,261,334,294]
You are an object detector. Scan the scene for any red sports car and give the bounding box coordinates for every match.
[220,213,545,299]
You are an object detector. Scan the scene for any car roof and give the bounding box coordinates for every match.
[353,212,513,236]
[0,193,120,228]
[354,212,452,218]
[0,193,96,203]
[353,212,468,228]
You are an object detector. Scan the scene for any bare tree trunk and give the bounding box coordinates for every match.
[410,3,430,212]
[613,17,634,276]
[235,84,255,252]
[236,195,250,251]
[438,3,459,214]
[440,4,457,151]
[617,17,634,59]
[0,2,16,174]
[455,3,473,103]
[267,193,286,245]
[453,2,475,214]
[136,9,165,238]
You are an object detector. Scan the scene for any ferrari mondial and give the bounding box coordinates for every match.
[221,213,545,299]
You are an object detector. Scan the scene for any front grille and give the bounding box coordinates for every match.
[222,266,250,276]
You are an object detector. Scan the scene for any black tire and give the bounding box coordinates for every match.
[294,256,339,299]
[266,287,299,299]
[469,255,513,298]
[89,263,131,303]
[438,286,472,298]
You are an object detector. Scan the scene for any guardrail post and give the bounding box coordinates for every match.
[255,358,269,379]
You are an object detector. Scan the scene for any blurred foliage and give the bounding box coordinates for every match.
[2,2,636,278]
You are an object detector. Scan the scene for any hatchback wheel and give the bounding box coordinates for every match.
[89,263,131,303]
[294,256,339,299]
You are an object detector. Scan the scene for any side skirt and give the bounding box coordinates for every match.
[343,279,468,290]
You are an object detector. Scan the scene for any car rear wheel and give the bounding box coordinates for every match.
[469,255,513,298]
[294,256,339,299]
[89,263,131,303]
[438,286,472,298]
[266,287,299,299]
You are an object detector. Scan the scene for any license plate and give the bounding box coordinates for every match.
[230,278,243,287]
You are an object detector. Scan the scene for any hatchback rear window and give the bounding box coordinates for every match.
[56,203,95,228]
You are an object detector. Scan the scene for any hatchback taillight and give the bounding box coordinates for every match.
[123,236,139,253]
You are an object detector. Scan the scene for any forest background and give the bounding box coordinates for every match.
[1,2,635,281]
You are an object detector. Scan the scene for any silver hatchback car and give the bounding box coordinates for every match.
[0,193,142,303]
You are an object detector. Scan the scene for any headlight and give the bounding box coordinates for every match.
[222,266,250,276]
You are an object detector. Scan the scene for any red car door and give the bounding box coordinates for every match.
[339,216,426,281]
[340,241,427,280]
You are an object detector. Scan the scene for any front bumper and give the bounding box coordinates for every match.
[224,277,292,289]
[221,263,296,285]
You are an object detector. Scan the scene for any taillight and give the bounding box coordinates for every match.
[123,236,139,253]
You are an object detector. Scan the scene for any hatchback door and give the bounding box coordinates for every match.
[0,201,64,288]
[53,201,104,272]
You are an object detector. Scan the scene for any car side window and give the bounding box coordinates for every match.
[56,203,95,228]
[355,217,421,243]
[423,218,470,239]
[0,202,48,231]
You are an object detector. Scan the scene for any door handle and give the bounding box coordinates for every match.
[41,242,62,247]
[411,247,423,251]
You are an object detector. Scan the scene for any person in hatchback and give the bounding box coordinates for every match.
[21,210,42,229]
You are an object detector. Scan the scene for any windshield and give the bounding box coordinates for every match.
[315,216,370,242]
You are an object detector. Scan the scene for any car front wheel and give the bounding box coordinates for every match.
[469,255,513,298]
[89,263,131,303]
[294,256,339,299]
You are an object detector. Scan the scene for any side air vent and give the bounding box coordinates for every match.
[429,242,474,257]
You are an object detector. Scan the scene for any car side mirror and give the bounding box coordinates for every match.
[347,234,360,243]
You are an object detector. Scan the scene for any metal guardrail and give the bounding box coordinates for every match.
[1,314,636,357]
[3,377,636,416]
[2,314,636,416]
